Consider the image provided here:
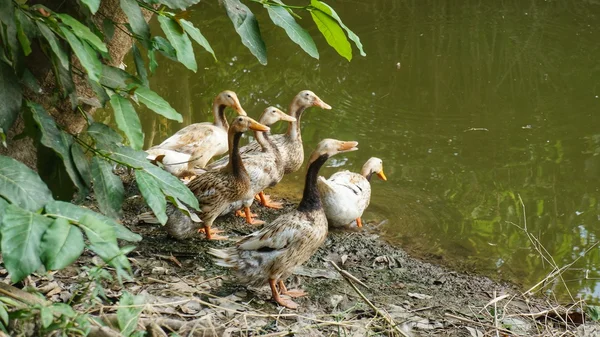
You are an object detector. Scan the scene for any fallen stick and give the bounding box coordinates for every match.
[325,260,410,337]
[444,312,515,335]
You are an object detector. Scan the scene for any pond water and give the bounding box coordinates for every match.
[136,0,600,302]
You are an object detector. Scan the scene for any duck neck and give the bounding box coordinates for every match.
[285,104,307,140]
[255,129,271,152]
[362,167,374,181]
[225,132,246,177]
[212,103,228,130]
[297,154,328,212]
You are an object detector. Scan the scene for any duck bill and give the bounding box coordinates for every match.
[337,141,359,153]
[313,96,332,110]
[377,170,387,181]
[249,120,270,132]
[232,99,247,116]
[279,112,297,122]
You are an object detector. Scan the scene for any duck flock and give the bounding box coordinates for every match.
[143,90,387,309]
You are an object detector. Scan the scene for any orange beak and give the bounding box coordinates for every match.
[278,112,296,122]
[377,170,387,181]
[313,96,332,110]
[232,100,247,116]
[337,141,359,152]
[248,119,270,132]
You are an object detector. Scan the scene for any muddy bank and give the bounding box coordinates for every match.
[7,174,595,336]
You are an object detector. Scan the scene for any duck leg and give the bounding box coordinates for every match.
[269,279,298,309]
[356,218,363,228]
[197,219,228,240]
[278,280,307,298]
[257,192,284,209]
[236,207,265,225]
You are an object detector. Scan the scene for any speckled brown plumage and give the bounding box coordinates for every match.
[163,116,269,240]
[209,139,359,309]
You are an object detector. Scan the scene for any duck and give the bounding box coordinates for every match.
[209,90,331,207]
[317,157,386,228]
[163,115,269,240]
[146,90,247,176]
[211,107,296,224]
[209,138,359,309]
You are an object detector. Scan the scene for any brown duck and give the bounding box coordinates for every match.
[209,138,359,309]
[164,115,269,240]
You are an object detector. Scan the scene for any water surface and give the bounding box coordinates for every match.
[137,0,600,302]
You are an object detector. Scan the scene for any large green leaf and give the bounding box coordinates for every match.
[120,0,150,47]
[100,65,133,89]
[310,0,365,56]
[80,0,100,14]
[71,143,92,188]
[223,0,267,65]
[155,0,200,10]
[1,205,52,282]
[86,122,124,149]
[91,157,124,219]
[0,61,22,145]
[40,217,84,270]
[59,26,102,82]
[0,156,53,212]
[266,4,318,59]
[157,16,196,72]
[179,19,216,61]
[44,200,141,242]
[56,14,107,53]
[132,44,148,86]
[79,214,131,274]
[29,102,87,196]
[15,11,32,56]
[309,7,351,61]
[135,170,167,225]
[0,198,8,222]
[88,78,110,106]
[117,292,145,337]
[133,86,182,122]
[152,36,177,62]
[0,0,15,32]
[110,94,143,150]
[108,146,199,210]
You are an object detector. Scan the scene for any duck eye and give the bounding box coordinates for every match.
[238,117,243,122]
[227,94,232,98]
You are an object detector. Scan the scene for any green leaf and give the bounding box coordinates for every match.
[91,157,124,219]
[132,44,148,86]
[45,200,141,242]
[266,4,318,59]
[71,143,92,188]
[135,170,167,225]
[28,101,87,196]
[0,61,22,143]
[56,14,107,53]
[223,0,267,65]
[117,292,145,337]
[51,55,76,101]
[40,306,53,328]
[152,36,177,61]
[110,95,144,150]
[0,198,8,222]
[15,12,32,56]
[88,78,110,106]
[0,302,8,326]
[310,0,365,57]
[0,205,53,282]
[81,0,100,14]
[21,68,42,94]
[155,0,200,10]
[40,217,85,270]
[100,65,133,89]
[179,19,216,61]
[148,49,158,74]
[157,16,196,72]
[87,122,124,147]
[309,7,351,61]
[133,86,182,122]
[120,0,150,47]
[103,18,116,42]
[0,1,15,32]
[60,26,102,82]
[79,214,131,275]
[0,155,53,212]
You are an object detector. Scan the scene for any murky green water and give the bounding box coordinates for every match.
[136,0,600,302]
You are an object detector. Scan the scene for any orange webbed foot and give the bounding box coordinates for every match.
[258,192,283,209]
[356,218,363,228]
[198,227,228,240]
[270,279,299,309]
[239,207,264,225]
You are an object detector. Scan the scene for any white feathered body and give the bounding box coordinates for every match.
[317,171,371,227]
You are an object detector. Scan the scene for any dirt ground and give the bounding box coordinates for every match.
[6,175,597,336]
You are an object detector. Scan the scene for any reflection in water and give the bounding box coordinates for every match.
[133,0,600,302]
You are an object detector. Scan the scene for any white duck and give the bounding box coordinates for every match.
[317,157,386,228]
[146,91,247,176]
